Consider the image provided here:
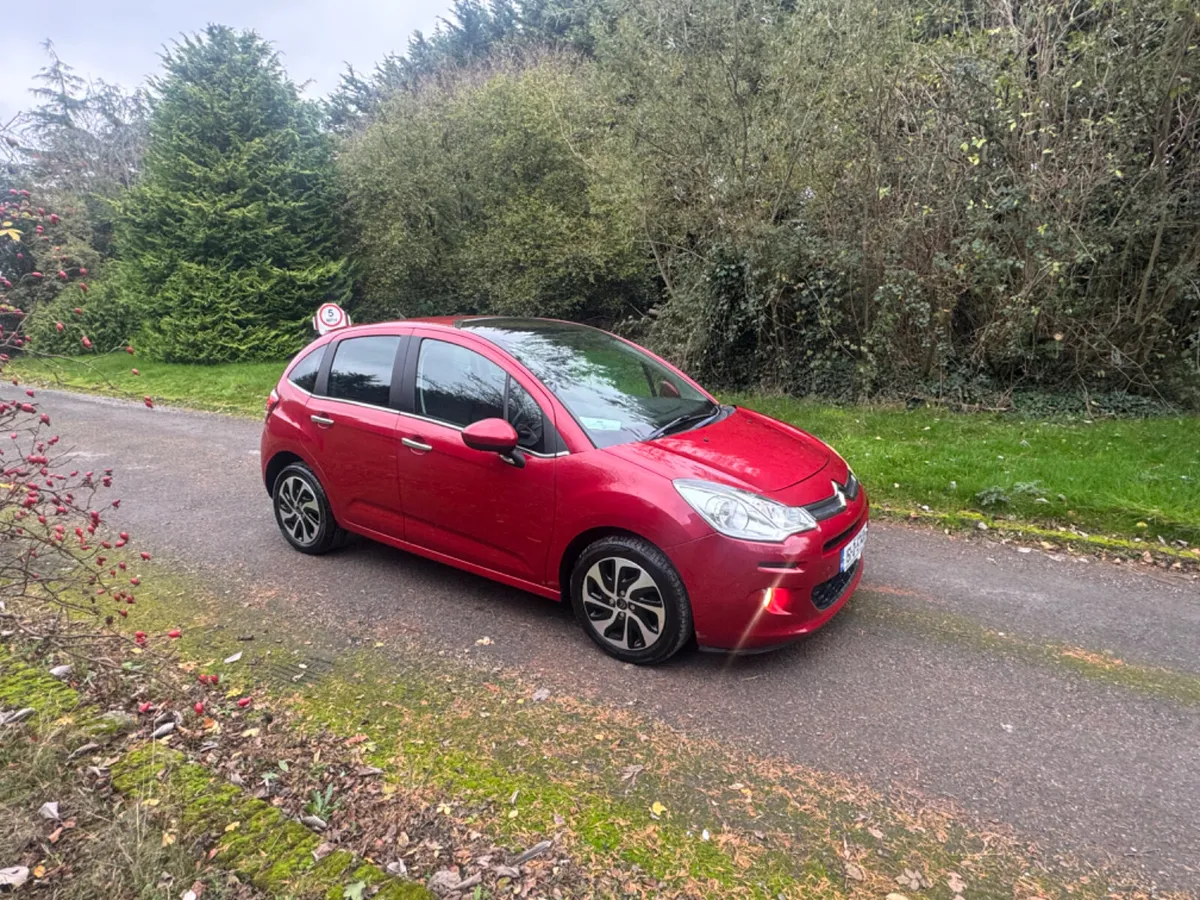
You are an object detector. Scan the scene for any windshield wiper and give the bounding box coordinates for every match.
[645,403,721,441]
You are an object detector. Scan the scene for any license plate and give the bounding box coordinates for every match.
[840,524,867,572]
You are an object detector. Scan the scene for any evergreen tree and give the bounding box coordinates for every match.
[115,25,348,363]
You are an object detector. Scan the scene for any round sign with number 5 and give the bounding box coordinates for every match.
[313,303,350,335]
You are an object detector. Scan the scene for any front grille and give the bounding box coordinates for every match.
[823,514,866,554]
[811,561,859,611]
[803,474,859,522]
[804,492,845,521]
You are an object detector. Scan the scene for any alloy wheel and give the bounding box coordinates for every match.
[581,557,666,651]
[277,474,321,545]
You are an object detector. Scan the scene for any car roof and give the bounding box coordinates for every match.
[327,315,606,343]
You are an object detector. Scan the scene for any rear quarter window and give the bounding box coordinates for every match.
[288,345,325,393]
[327,336,401,407]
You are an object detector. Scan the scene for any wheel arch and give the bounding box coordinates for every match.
[264,450,305,497]
[557,526,658,601]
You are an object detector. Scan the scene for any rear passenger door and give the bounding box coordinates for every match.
[304,333,408,539]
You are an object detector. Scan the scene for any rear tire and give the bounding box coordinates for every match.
[569,535,693,665]
[272,463,345,555]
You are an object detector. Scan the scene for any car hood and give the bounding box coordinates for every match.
[608,407,831,493]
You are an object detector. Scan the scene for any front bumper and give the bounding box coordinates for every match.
[668,494,868,652]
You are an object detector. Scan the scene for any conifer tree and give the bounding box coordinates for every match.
[116,25,348,362]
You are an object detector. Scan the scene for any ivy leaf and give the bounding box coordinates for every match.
[343,881,367,900]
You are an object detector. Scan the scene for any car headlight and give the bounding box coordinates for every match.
[674,478,818,542]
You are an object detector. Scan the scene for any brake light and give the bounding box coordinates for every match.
[265,389,281,419]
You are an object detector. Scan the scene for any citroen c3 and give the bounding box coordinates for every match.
[261,317,868,664]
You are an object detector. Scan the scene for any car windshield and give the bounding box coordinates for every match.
[462,319,716,448]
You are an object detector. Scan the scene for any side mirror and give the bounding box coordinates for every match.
[462,418,519,454]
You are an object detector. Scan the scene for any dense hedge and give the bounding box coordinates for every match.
[335,0,1200,405]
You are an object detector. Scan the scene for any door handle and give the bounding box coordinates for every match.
[310,414,334,427]
[402,437,433,452]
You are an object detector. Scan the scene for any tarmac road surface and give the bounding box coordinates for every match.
[41,389,1200,890]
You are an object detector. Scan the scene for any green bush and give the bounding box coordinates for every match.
[335,0,1200,406]
[338,56,654,324]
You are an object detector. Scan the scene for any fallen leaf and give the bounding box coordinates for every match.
[343,881,367,900]
[47,827,64,844]
[345,734,368,746]
[162,832,176,847]
[844,862,865,881]
[475,636,493,645]
[650,801,667,817]
[948,872,967,893]
[224,821,240,833]
[32,865,46,879]
[224,651,242,664]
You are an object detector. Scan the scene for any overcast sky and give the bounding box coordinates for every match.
[2,0,451,123]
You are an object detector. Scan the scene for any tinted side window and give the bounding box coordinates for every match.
[327,336,400,407]
[416,340,505,426]
[288,345,325,393]
[416,340,548,453]
[506,378,546,453]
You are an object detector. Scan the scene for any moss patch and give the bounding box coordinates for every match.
[28,568,1191,898]
[847,596,1200,706]
[881,506,1199,563]
[0,648,431,900]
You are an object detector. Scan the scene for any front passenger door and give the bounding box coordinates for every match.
[397,337,557,584]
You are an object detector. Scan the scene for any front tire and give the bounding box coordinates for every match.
[569,535,693,665]
[272,463,344,555]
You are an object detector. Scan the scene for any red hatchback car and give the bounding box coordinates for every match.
[261,317,867,664]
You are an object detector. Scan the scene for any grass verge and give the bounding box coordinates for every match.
[11,355,1199,544]
[0,652,431,899]
[37,561,1190,900]
[12,352,280,417]
[731,394,1200,545]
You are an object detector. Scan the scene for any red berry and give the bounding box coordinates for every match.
[194,702,204,714]
[80,336,92,350]
[168,629,181,639]
[131,368,140,376]
[144,397,153,408]
[236,697,251,708]
[138,702,152,714]
[55,321,64,332]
